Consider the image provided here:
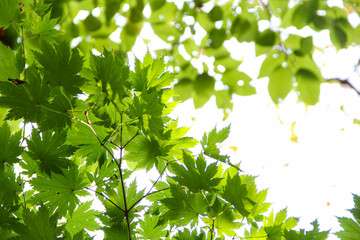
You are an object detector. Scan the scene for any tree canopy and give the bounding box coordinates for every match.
[0,0,359,239]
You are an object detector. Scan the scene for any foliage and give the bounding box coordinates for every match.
[0,0,358,239]
[1,0,359,119]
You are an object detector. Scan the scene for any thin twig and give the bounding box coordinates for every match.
[326,78,360,96]
[128,163,169,212]
[122,131,139,149]
[85,187,125,213]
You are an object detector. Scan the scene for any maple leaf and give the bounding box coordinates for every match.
[65,201,101,238]
[30,167,90,217]
[26,129,77,175]
[171,152,222,193]
[0,0,21,29]
[336,194,360,240]
[66,121,112,166]
[89,49,130,102]
[0,166,21,207]
[0,42,23,81]
[125,134,172,171]
[284,220,329,240]
[18,205,63,239]
[221,173,250,217]
[162,184,207,226]
[174,229,206,240]
[31,11,60,43]
[0,65,50,123]
[201,125,231,163]
[33,41,84,95]
[0,121,23,169]
[137,214,167,239]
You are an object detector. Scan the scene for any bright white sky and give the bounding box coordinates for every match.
[71,1,360,239]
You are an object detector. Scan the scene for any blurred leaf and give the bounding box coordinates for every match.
[208,6,223,22]
[296,69,320,105]
[269,0,289,17]
[83,14,102,32]
[268,66,293,103]
[223,70,256,96]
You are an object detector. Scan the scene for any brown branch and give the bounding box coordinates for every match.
[85,187,125,213]
[326,78,360,96]
[128,163,169,212]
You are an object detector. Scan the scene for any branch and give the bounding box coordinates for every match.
[128,163,169,212]
[85,187,125,213]
[118,112,132,240]
[326,78,360,96]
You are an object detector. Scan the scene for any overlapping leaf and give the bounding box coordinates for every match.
[0,0,21,29]
[0,121,23,169]
[0,65,49,123]
[201,125,230,163]
[171,152,221,193]
[33,41,84,95]
[19,205,63,239]
[27,129,77,175]
[30,167,90,217]
[65,201,101,238]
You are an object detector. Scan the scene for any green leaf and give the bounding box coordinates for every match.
[208,6,223,22]
[83,14,102,32]
[65,201,101,237]
[26,129,77,176]
[284,220,329,240]
[0,66,49,123]
[269,0,289,17]
[171,152,222,193]
[223,70,256,96]
[105,0,123,24]
[20,205,62,239]
[149,0,166,11]
[259,50,286,79]
[295,69,320,105]
[255,29,277,46]
[89,48,130,102]
[268,66,293,103]
[0,121,23,169]
[34,41,84,95]
[30,167,90,217]
[31,11,60,43]
[222,173,249,217]
[174,229,205,240]
[66,121,111,166]
[231,16,258,42]
[0,166,21,206]
[125,135,171,171]
[209,28,226,49]
[336,194,360,239]
[137,214,167,239]
[0,42,23,81]
[201,125,230,163]
[0,0,21,29]
[162,184,207,226]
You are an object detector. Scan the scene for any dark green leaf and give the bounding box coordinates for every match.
[295,69,320,105]
[0,0,21,29]
[171,152,222,193]
[30,167,90,217]
[27,129,77,175]
[0,121,23,169]
[34,41,84,95]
